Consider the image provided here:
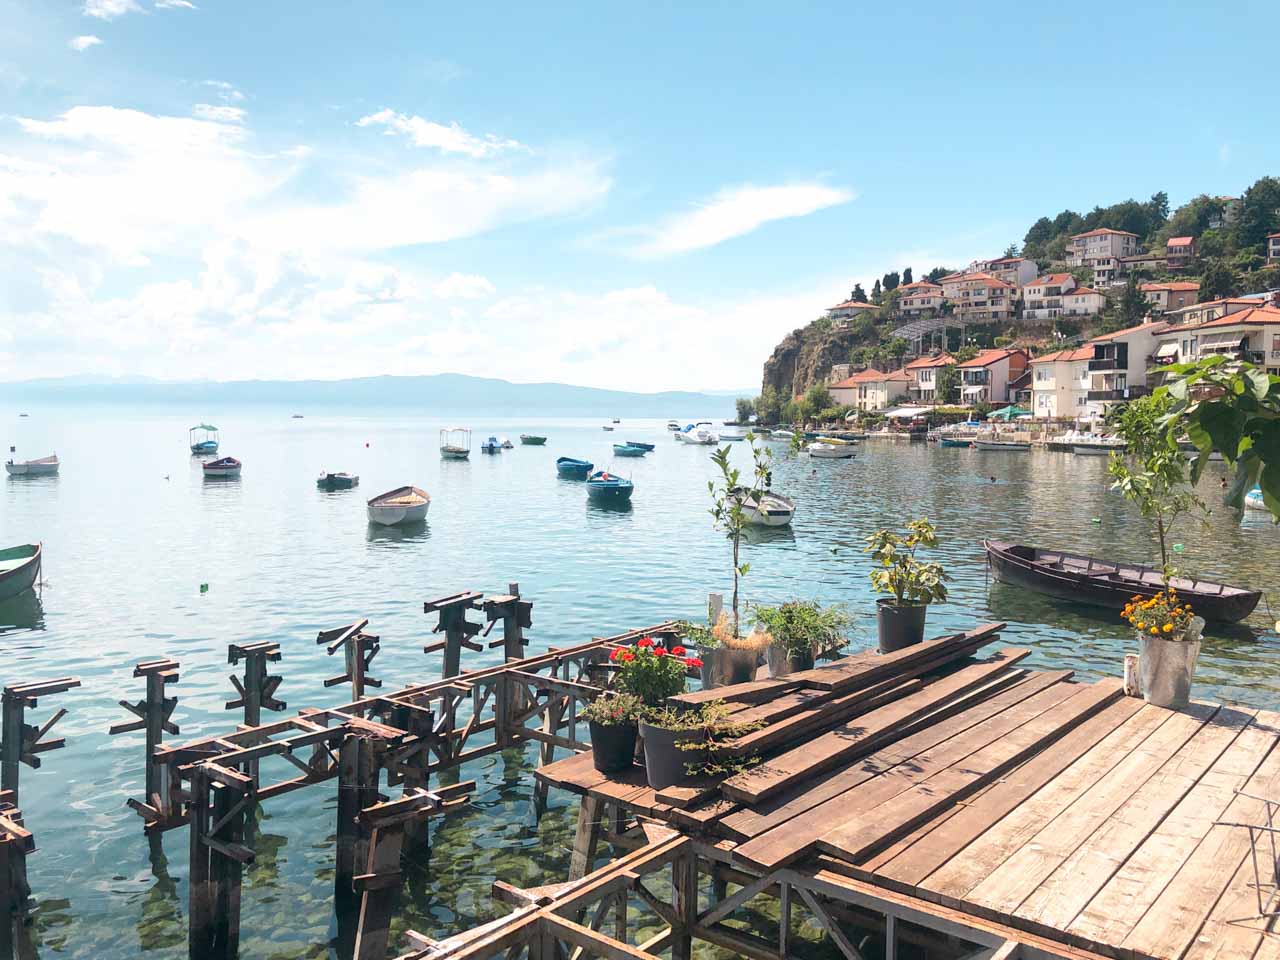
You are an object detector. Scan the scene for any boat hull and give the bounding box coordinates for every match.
[367,502,430,526]
[317,473,358,490]
[519,436,547,445]
[808,443,855,459]
[190,442,219,455]
[5,461,59,477]
[1072,444,1122,456]
[974,440,1030,451]
[940,438,973,448]
[0,544,40,602]
[737,491,795,527]
[613,445,646,457]
[587,483,634,502]
[984,540,1261,623]
[556,458,593,479]
[440,448,470,460]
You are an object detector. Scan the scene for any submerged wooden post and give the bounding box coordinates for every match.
[187,763,254,960]
[318,620,381,702]
[0,794,34,960]
[0,677,80,802]
[109,659,180,810]
[423,591,483,679]
[484,584,534,746]
[334,733,383,912]
[671,849,697,960]
[226,642,285,792]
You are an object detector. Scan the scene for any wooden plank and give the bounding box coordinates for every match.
[873,694,1147,888]
[669,677,800,710]
[815,679,1125,866]
[1013,704,1258,938]
[1121,712,1280,960]
[797,622,1006,692]
[719,669,1070,843]
[654,780,718,809]
[960,701,1220,919]
[542,913,657,960]
[1065,707,1275,949]
[1180,847,1278,960]
[732,676,1085,872]
[721,649,1030,805]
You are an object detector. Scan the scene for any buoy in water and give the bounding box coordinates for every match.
[200,583,209,594]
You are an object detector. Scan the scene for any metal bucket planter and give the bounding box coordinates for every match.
[876,599,927,653]
[589,720,638,773]
[1138,618,1204,710]
[639,721,706,790]
[766,644,815,678]
[699,646,758,688]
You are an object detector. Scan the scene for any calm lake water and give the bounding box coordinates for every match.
[2,407,1278,959]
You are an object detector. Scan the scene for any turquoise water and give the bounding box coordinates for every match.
[1,408,1278,958]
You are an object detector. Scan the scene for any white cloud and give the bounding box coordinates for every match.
[155,0,196,8]
[192,103,246,123]
[202,80,245,102]
[83,0,142,20]
[433,273,496,299]
[69,35,103,51]
[623,182,853,257]
[356,109,526,158]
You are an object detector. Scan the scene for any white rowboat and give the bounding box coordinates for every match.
[367,485,430,526]
[734,488,796,527]
[5,454,58,477]
[808,441,856,459]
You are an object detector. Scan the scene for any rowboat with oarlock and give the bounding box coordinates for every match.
[0,544,40,602]
[367,486,430,526]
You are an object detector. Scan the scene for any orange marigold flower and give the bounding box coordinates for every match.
[1163,623,1174,633]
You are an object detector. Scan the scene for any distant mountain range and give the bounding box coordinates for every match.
[0,373,737,417]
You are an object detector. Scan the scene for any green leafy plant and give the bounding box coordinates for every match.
[581,692,643,727]
[611,638,702,707]
[865,518,949,606]
[643,701,765,777]
[708,434,772,639]
[1106,393,1207,579]
[751,600,850,658]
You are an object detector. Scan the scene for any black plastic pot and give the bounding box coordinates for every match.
[765,644,815,677]
[699,646,758,688]
[589,720,638,773]
[638,721,706,790]
[877,599,928,652]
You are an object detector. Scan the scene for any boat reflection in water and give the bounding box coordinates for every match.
[0,591,44,634]
[365,519,430,545]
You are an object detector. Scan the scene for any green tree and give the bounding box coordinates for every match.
[871,279,883,304]
[901,267,913,285]
[1002,242,1019,258]
[734,396,755,423]
[953,345,979,363]
[807,381,833,412]
[755,384,782,424]
[851,283,869,303]
[883,271,900,292]
[925,266,953,284]
[1117,275,1147,326]
[1236,176,1280,250]
[934,364,960,403]
[1158,194,1223,245]
[886,337,910,365]
[708,435,772,638]
[1024,217,1055,249]
[1199,258,1241,300]
[1196,229,1231,260]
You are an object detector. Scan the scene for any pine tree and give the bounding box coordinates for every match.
[871,279,883,304]
[902,267,914,285]
[852,283,868,303]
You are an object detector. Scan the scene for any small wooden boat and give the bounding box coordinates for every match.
[556,457,593,479]
[586,470,633,502]
[613,443,647,457]
[732,487,795,527]
[666,421,680,431]
[974,439,1030,452]
[440,427,471,460]
[5,454,59,477]
[203,456,242,478]
[719,426,747,441]
[602,425,615,432]
[940,437,973,448]
[480,436,502,454]
[291,414,304,419]
[984,540,1262,623]
[519,435,547,445]
[0,544,40,602]
[624,441,655,451]
[500,437,515,449]
[189,424,219,455]
[807,441,856,459]
[317,471,359,490]
[367,486,430,526]
[771,429,794,440]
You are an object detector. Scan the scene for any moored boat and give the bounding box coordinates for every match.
[613,443,647,457]
[719,425,747,441]
[189,424,219,455]
[586,470,634,502]
[5,454,59,477]
[807,440,856,459]
[0,544,41,602]
[732,487,795,527]
[367,486,430,526]
[623,441,655,451]
[440,427,472,460]
[974,439,1031,452]
[500,437,515,449]
[939,437,973,448]
[317,471,359,490]
[983,539,1262,623]
[682,423,718,445]
[202,456,242,478]
[770,429,794,440]
[480,436,502,454]
[519,435,547,446]
[666,421,680,431]
[556,457,593,479]
[1245,486,1267,512]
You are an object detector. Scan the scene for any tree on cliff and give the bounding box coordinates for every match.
[852,283,869,303]
[735,397,755,423]
[807,382,833,412]
[1200,258,1242,301]
[871,279,883,304]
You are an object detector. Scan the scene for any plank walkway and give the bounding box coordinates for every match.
[537,627,1280,960]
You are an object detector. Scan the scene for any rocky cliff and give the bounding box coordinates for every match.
[760,321,860,398]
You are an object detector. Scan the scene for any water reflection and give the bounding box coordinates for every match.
[586,499,633,515]
[365,520,431,544]
[0,592,43,633]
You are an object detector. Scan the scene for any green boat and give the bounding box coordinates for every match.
[317,471,359,490]
[0,544,41,602]
[519,434,547,445]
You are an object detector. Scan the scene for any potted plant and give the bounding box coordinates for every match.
[752,600,850,677]
[637,706,710,790]
[707,434,773,643]
[1122,589,1204,709]
[582,692,643,773]
[612,637,700,707]
[682,615,771,689]
[865,518,949,652]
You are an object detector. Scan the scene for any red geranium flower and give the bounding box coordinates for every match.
[653,647,667,657]
[670,645,686,656]
[620,651,635,662]
[609,648,621,661]
[686,657,704,669]
[636,637,654,648]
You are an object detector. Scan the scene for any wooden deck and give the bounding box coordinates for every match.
[537,627,1280,960]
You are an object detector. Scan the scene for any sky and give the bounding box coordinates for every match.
[0,2,1277,392]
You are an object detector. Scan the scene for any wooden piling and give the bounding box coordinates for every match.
[187,762,255,960]
[0,677,80,802]
[423,592,484,679]
[110,659,180,812]
[335,733,382,911]
[318,620,382,701]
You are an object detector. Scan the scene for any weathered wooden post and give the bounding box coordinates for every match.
[334,732,384,913]
[225,642,285,793]
[0,793,34,960]
[423,591,483,679]
[109,659,180,812]
[484,584,533,747]
[317,620,381,701]
[187,762,254,960]
[0,677,81,802]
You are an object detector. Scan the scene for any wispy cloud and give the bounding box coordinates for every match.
[202,80,245,102]
[192,103,246,123]
[433,273,496,300]
[69,35,103,51]
[154,0,196,8]
[356,109,526,158]
[620,182,854,257]
[83,0,142,20]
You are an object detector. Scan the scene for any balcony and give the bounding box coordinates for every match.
[1087,358,1119,371]
[1088,386,1149,402]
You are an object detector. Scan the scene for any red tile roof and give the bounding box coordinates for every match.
[905,352,955,370]
[1072,228,1138,239]
[987,256,1030,266]
[1166,236,1194,247]
[1029,273,1074,287]
[947,272,1014,290]
[1168,297,1258,313]
[830,300,877,310]
[957,348,1027,368]
[896,281,943,293]
[1185,305,1280,330]
[1269,232,1280,239]
[1070,287,1103,296]
[834,369,897,386]
[1140,282,1200,292]
[1031,346,1093,363]
[1088,320,1170,343]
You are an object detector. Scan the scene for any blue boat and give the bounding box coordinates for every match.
[480,436,502,454]
[624,441,655,451]
[189,423,219,455]
[556,456,593,479]
[586,470,634,502]
[613,443,647,457]
[940,437,973,448]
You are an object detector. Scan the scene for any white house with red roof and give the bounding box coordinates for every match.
[1082,319,1170,416]
[1164,306,1280,375]
[1022,273,1076,320]
[1165,297,1259,326]
[1165,236,1196,271]
[1067,228,1139,287]
[1140,281,1200,312]
[830,368,913,411]
[891,280,946,318]
[1268,232,1280,265]
[967,256,1039,290]
[903,352,955,402]
[940,272,1017,322]
[956,348,1029,405]
[826,296,878,321]
[1030,346,1093,418]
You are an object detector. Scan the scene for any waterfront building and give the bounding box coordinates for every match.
[1030,346,1093,418]
[1066,228,1139,287]
[891,280,945,318]
[1082,319,1169,417]
[956,348,1029,405]
[1165,236,1197,271]
[1140,281,1200,312]
[826,296,878,322]
[831,368,912,411]
[903,352,955,403]
[1268,232,1280,265]
[940,272,1017,322]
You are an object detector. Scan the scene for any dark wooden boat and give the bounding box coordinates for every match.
[556,457,593,479]
[316,471,359,490]
[983,540,1261,623]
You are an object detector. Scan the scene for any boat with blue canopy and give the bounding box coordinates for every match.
[189,424,219,455]
[556,457,593,479]
[586,470,634,502]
